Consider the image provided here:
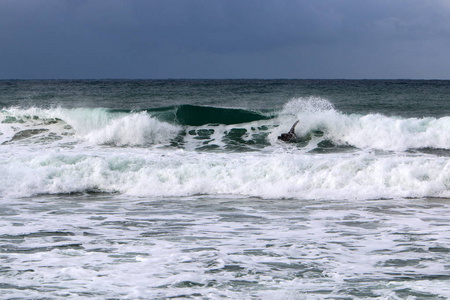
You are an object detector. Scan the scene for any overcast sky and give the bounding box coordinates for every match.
[1,0,450,79]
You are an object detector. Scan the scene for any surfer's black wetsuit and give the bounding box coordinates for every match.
[278,120,299,142]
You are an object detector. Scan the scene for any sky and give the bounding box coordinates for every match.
[1,0,450,79]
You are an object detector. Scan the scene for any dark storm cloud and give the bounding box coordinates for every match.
[1,0,450,79]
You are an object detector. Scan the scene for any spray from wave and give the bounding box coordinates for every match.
[80,112,180,146]
[275,97,450,151]
[1,98,450,151]
[0,107,181,147]
[1,98,450,200]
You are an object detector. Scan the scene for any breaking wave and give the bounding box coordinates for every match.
[1,97,450,199]
[1,150,449,199]
[2,98,449,152]
[274,97,450,152]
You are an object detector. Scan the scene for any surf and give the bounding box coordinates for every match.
[0,107,180,147]
[1,98,450,153]
[273,97,450,152]
[1,148,450,200]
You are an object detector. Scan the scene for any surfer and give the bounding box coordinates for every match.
[278,120,299,142]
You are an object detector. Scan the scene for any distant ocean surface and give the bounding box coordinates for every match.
[1,80,450,299]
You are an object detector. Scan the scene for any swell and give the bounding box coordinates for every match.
[174,104,272,125]
[110,104,272,126]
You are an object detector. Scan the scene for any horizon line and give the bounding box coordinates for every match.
[1,78,449,81]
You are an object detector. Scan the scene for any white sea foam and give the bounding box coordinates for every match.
[2,102,450,151]
[1,102,450,199]
[274,97,450,151]
[1,149,449,200]
[82,112,180,146]
[0,107,181,146]
[2,195,450,299]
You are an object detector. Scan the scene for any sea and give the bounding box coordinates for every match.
[1,79,450,299]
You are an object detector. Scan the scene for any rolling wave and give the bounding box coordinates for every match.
[1,98,450,152]
[1,98,450,199]
[174,104,272,125]
[1,150,449,199]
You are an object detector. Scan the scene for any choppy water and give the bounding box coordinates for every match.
[2,195,450,299]
[1,80,450,299]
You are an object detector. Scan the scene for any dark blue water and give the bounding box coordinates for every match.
[1,79,449,117]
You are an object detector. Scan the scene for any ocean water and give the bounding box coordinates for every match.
[1,79,450,299]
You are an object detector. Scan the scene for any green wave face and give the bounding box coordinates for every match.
[143,105,276,152]
[175,105,271,126]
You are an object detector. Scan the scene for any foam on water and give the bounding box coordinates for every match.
[275,97,450,151]
[1,99,450,200]
[2,98,450,151]
[82,112,180,146]
[0,107,181,147]
[1,196,450,299]
[1,148,449,200]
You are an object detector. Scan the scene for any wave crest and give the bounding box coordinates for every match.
[2,102,450,152]
[276,98,450,151]
[0,107,181,147]
[84,112,180,146]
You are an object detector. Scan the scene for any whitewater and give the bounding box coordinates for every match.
[1,80,450,299]
[1,98,449,200]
